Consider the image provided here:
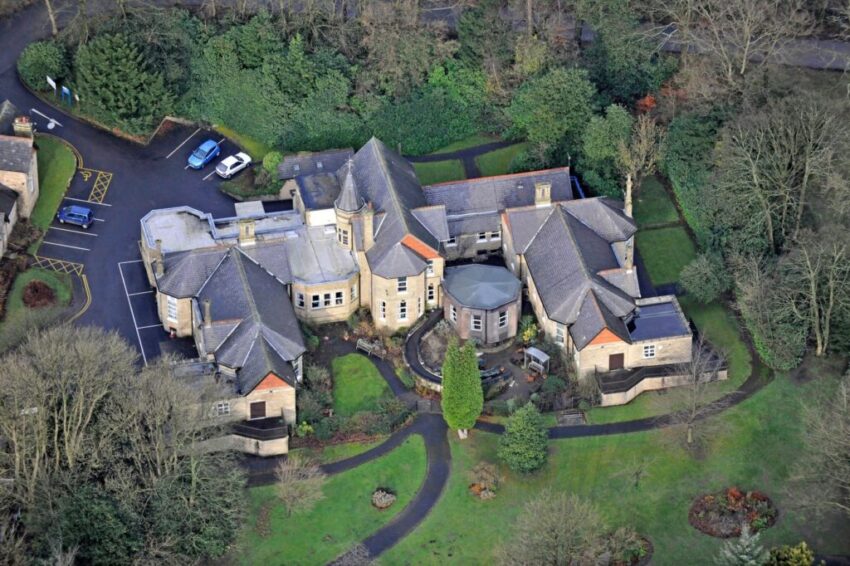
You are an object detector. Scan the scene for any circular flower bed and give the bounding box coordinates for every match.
[23,280,56,308]
[371,488,397,510]
[689,487,777,538]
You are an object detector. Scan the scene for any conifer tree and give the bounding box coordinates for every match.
[716,524,770,566]
[441,339,483,439]
[498,403,548,473]
[75,33,174,135]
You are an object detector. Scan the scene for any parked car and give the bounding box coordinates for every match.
[187,139,221,169]
[57,205,93,229]
[215,152,252,179]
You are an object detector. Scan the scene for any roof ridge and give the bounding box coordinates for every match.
[520,206,557,252]
[423,166,571,189]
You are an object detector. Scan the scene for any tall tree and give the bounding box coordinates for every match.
[790,370,850,518]
[617,113,666,198]
[579,103,633,198]
[441,340,483,439]
[498,403,548,472]
[506,67,596,164]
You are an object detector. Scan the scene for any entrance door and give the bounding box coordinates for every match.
[608,353,624,371]
[249,401,267,420]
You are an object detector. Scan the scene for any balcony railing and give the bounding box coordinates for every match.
[232,417,288,441]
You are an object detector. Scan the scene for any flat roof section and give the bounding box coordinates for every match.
[628,301,691,342]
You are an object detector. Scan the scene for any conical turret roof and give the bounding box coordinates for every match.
[335,159,365,212]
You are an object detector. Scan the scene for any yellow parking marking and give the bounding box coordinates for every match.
[79,169,113,203]
[68,274,91,323]
[32,255,84,276]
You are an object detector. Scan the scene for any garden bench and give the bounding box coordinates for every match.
[356,338,385,359]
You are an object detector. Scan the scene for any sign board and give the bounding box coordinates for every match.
[61,86,71,105]
[46,76,56,91]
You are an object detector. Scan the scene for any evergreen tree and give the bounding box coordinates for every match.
[441,339,483,439]
[75,33,174,135]
[716,525,770,566]
[498,403,548,473]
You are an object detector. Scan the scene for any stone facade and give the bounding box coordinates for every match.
[444,298,520,344]
[0,136,39,218]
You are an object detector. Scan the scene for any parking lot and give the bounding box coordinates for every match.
[27,118,260,364]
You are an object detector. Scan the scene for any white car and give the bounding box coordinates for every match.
[215,152,252,179]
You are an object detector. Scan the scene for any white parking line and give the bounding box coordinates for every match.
[203,170,217,181]
[93,218,105,222]
[128,290,154,296]
[166,127,201,159]
[49,226,98,237]
[136,323,163,330]
[121,259,144,264]
[65,196,112,207]
[42,241,90,252]
[118,261,148,365]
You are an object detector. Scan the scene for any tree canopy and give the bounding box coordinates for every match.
[441,339,483,436]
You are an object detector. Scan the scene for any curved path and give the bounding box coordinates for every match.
[405,140,515,179]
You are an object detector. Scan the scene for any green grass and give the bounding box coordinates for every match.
[430,134,499,154]
[239,435,426,565]
[32,134,77,230]
[634,176,680,228]
[475,142,529,177]
[332,353,391,416]
[381,367,850,565]
[214,125,273,160]
[413,160,466,185]
[5,268,71,318]
[293,438,386,465]
[587,296,754,425]
[636,226,697,286]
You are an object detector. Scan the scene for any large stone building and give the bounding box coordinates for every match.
[0,102,39,256]
[141,137,696,451]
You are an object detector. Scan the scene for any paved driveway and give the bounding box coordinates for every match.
[0,21,276,361]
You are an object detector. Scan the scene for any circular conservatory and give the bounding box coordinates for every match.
[442,264,522,346]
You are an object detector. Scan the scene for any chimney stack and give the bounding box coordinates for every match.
[361,203,375,251]
[13,116,33,139]
[534,182,552,207]
[624,174,633,218]
[203,299,212,328]
[238,218,256,247]
[153,239,165,277]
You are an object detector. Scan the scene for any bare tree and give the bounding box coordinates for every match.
[789,370,850,518]
[657,335,729,450]
[43,0,58,36]
[617,113,666,199]
[275,454,327,516]
[780,226,850,356]
[664,0,813,94]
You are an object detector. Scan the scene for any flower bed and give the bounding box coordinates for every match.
[688,487,777,537]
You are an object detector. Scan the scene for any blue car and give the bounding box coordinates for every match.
[187,139,221,169]
[57,205,93,229]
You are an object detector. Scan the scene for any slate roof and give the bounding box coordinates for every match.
[335,160,364,212]
[158,248,228,299]
[0,186,18,218]
[197,248,305,393]
[296,172,341,209]
[278,148,353,180]
[521,200,638,348]
[412,206,449,242]
[423,167,572,213]
[628,300,691,342]
[0,135,32,174]
[0,101,19,136]
[444,264,521,310]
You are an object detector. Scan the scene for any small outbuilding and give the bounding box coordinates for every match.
[443,264,522,345]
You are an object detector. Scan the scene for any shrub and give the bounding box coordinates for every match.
[768,542,815,566]
[305,363,332,392]
[498,403,548,473]
[313,415,343,441]
[295,422,314,437]
[18,40,68,91]
[262,151,283,174]
[519,315,538,345]
[681,253,731,303]
[296,391,325,424]
[301,324,321,351]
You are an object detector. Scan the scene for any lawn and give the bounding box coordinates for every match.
[32,134,77,229]
[634,175,680,228]
[332,353,391,416]
[293,438,386,465]
[635,226,697,286]
[430,134,499,154]
[214,125,273,160]
[586,296,755,425]
[6,268,72,317]
[413,160,466,185]
[475,142,529,177]
[239,435,426,565]
[380,366,850,565]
